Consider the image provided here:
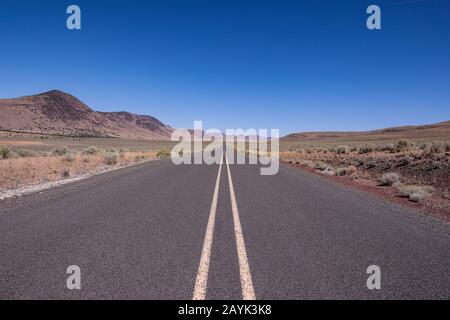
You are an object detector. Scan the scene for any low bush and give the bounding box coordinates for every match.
[364,160,376,169]
[62,169,71,179]
[157,149,171,159]
[0,147,10,159]
[336,146,349,154]
[53,146,69,156]
[378,143,396,153]
[321,168,335,176]
[379,172,401,186]
[17,149,40,158]
[135,155,145,163]
[336,166,356,176]
[398,185,433,203]
[119,149,129,159]
[358,145,374,154]
[63,154,76,163]
[82,146,100,155]
[5,151,20,159]
[396,139,409,151]
[104,152,119,165]
[315,161,333,171]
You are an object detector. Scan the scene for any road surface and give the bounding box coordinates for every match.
[0,150,449,299]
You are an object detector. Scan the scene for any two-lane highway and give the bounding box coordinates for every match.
[0,151,449,299]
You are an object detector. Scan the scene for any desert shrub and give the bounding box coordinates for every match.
[336,146,349,154]
[430,142,445,154]
[315,161,333,171]
[300,160,315,167]
[396,156,412,166]
[62,169,71,179]
[63,154,76,163]
[396,139,409,151]
[336,166,356,176]
[83,146,100,155]
[398,185,433,203]
[358,145,374,154]
[364,160,376,169]
[321,168,335,176]
[53,146,69,156]
[135,155,145,163]
[378,143,396,153]
[17,149,40,158]
[157,149,171,159]
[349,146,358,152]
[379,172,401,186]
[3,150,20,159]
[0,147,10,159]
[420,142,445,155]
[354,159,364,167]
[104,152,119,165]
[119,149,129,159]
[445,143,450,152]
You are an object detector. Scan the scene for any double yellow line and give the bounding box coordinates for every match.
[193,152,255,300]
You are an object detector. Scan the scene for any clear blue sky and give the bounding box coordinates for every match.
[1,0,449,135]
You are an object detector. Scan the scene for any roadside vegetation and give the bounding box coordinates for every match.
[0,136,175,191]
[281,139,450,220]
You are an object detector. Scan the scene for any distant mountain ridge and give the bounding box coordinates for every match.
[0,90,173,139]
[283,121,450,142]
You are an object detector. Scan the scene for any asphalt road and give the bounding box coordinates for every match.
[0,150,449,299]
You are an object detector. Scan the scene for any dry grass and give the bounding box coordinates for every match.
[0,147,159,190]
[0,136,177,190]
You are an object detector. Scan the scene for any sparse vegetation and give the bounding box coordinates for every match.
[364,160,376,169]
[0,147,10,159]
[379,172,401,186]
[0,136,173,192]
[396,139,409,152]
[358,146,374,154]
[2,150,19,159]
[63,154,76,163]
[321,168,335,176]
[279,126,449,220]
[336,146,349,154]
[157,149,171,159]
[378,143,396,153]
[62,169,71,179]
[315,161,333,171]
[53,146,69,156]
[16,149,40,158]
[398,185,433,203]
[104,152,119,165]
[82,146,100,155]
[336,166,356,176]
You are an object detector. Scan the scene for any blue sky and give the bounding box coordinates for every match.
[0,0,449,135]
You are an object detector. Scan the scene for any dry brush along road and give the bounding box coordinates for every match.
[0,149,449,299]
